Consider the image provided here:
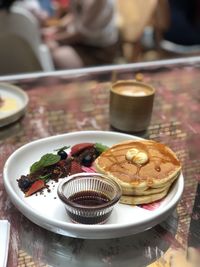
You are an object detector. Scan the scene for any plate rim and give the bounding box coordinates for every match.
[0,82,29,127]
[3,130,184,238]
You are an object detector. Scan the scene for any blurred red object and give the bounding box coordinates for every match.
[53,0,70,9]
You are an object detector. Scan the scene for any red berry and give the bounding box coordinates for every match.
[25,180,45,197]
[71,143,94,156]
[70,160,83,174]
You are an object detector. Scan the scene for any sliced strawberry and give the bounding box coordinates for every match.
[70,160,83,174]
[81,166,96,173]
[71,143,94,156]
[25,180,45,197]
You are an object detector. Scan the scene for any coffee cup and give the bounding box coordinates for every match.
[109,80,155,133]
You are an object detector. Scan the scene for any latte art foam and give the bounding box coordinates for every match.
[113,85,151,97]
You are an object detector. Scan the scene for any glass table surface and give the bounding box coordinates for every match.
[0,57,200,267]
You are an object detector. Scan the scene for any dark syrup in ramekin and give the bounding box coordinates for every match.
[67,191,111,224]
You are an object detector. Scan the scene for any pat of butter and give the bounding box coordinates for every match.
[126,148,148,165]
[126,148,139,161]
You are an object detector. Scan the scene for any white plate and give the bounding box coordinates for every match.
[3,131,184,239]
[0,83,29,127]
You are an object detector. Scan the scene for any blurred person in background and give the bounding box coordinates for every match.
[0,0,50,22]
[164,0,200,45]
[17,0,49,23]
[43,0,119,69]
[52,0,70,18]
[38,0,54,16]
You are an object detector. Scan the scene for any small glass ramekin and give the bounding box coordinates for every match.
[57,173,122,224]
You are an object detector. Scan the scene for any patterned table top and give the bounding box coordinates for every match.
[0,59,200,267]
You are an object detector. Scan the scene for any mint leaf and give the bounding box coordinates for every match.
[30,153,61,173]
[95,143,109,154]
[54,146,70,152]
[39,153,60,166]
[39,173,51,181]
[30,161,43,174]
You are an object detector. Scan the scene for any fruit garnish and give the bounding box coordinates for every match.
[81,166,96,173]
[55,146,69,159]
[57,150,68,160]
[18,176,32,190]
[81,154,93,167]
[39,173,51,181]
[25,180,45,197]
[70,161,83,174]
[18,141,109,197]
[54,146,70,152]
[94,143,109,153]
[30,153,61,174]
[71,143,94,156]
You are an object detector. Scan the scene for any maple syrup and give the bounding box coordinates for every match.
[67,190,111,224]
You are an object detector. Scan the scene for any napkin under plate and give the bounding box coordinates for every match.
[0,220,10,267]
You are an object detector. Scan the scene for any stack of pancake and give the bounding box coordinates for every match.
[94,140,181,205]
